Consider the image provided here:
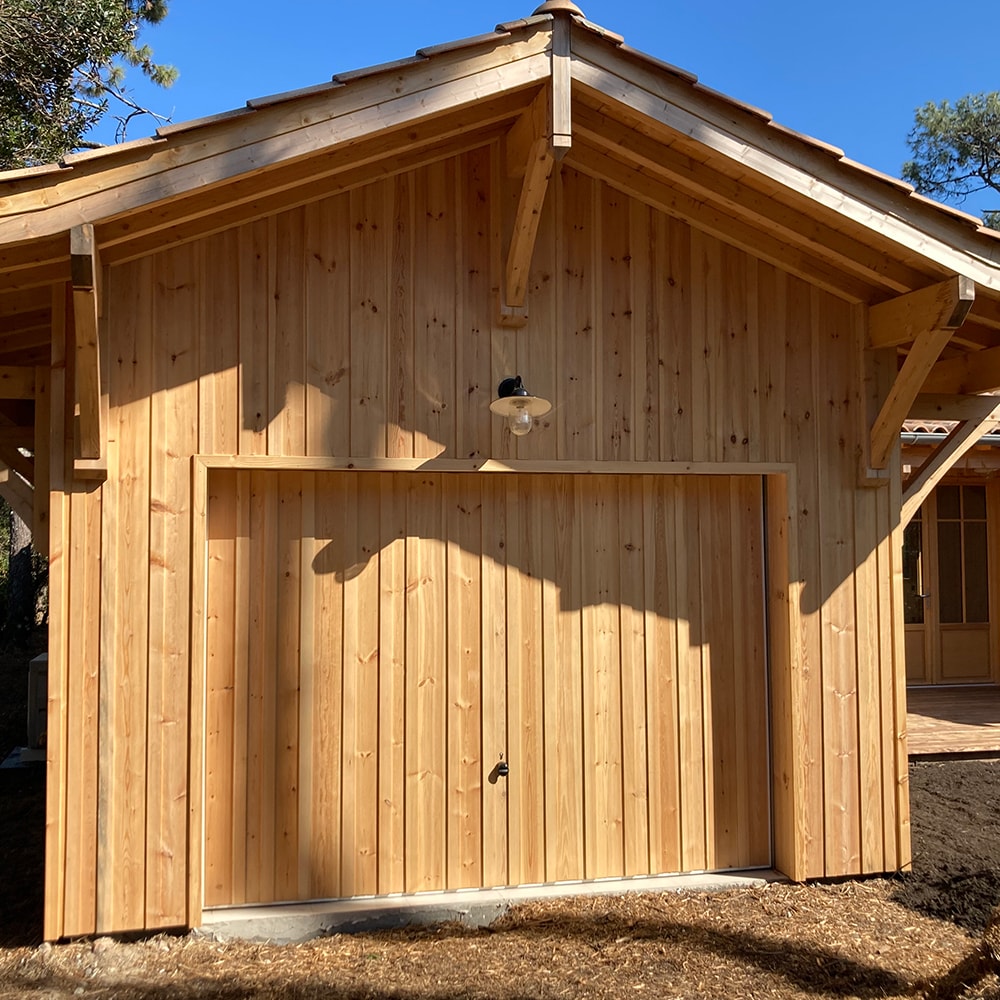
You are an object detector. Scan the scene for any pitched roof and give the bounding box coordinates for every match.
[3,5,1000,358]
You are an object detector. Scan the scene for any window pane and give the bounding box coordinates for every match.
[965,521,990,623]
[937,485,961,519]
[903,520,924,624]
[964,485,987,520]
[938,520,964,623]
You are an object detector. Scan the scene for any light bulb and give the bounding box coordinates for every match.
[508,406,533,436]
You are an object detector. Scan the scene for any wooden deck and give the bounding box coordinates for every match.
[906,685,1000,756]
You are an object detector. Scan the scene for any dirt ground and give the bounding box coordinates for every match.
[2,636,1000,998]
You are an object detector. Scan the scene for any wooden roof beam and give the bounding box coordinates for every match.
[0,366,36,399]
[0,444,34,487]
[869,277,975,349]
[868,276,975,469]
[923,342,1000,395]
[70,224,103,462]
[0,462,32,528]
[902,397,1000,526]
[908,393,1000,421]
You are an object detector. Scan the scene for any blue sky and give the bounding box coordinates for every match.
[97,1,1000,218]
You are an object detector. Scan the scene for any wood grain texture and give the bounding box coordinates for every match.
[50,143,914,936]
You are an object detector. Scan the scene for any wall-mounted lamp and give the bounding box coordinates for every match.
[489,375,552,437]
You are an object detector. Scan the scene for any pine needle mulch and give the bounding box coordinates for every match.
[0,880,992,1000]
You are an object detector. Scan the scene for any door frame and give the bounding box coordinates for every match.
[904,481,1000,686]
[187,455,802,927]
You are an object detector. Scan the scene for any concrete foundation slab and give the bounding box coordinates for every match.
[197,870,784,944]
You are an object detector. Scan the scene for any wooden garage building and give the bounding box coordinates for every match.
[3,1,1000,940]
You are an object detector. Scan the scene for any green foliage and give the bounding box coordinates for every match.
[0,0,176,170]
[0,497,47,641]
[903,92,1000,230]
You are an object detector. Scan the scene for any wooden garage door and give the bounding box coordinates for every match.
[204,471,770,907]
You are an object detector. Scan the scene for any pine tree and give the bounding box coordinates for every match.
[0,0,176,169]
[903,93,1000,230]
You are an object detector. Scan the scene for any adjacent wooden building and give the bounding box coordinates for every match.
[4,1,1000,940]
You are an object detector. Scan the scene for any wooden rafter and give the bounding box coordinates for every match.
[0,462,33,527]
[908,392,1000,421]
[923,342,1000,395]
[0,444,34,486]
[568,140,874,302]
[901,397,1000,526]
[0,366,35,399]
[0,40,553,247]
[868,276,975,470]
[571,101,934,298]
[70,223,103,463]
[869,277,975,349]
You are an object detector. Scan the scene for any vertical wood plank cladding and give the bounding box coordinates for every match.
[456,148,493,461]
[296,475,315,899]
[310,472,345,898]
[405,475,447,892]
[480,475,509,888]
[631,203,657,463]
[65,497,102,931]
[378,476,406,893]
[675,478,706,872]
[148,243,199,928]
[620,475,649,875]
[99,257,151,934]
[556,167,596,461]
[721,245,750,463]
[816,291,861,877]
[738,477,770,866]
[342,473,380,896]
[203,470,771,904]
[413,162,455,459]
[506,476,546,885]
[783,275,824,877]
[45,287,70,940]
[515,165,556,461]
[75,147,918,938]
[598,183,633,462]
[644,476,681,874]
[581,475,624,878]
[198,229,239,456]
[350,182,389,457]
[702,477,737,870]
[238,219,270,455]
[757,263,787,465]
[542,475,584,881]
[660,216,692,462]
[767,473,801,877]
[273,474,302,899]
[270,210,306,456]
[387,174,414,460]
[855,485,884,871]
[446,476,483,888]
[228,470,251,905]
[205,470,237,908]
[305,196,351,458]
[245,471,277,901]
[888,467,912,870]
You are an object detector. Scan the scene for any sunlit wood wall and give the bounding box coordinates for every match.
[45,141,909,939]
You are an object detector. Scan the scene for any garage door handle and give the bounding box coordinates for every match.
[497,760,509,778]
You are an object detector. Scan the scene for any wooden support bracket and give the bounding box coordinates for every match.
[923,342,1000,395]
[0,462,33,528]
[0,366,36,400]
[70,223,104,464]
[497,18,572,326]
[867,276,975,470]
[901,396,1000,526]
